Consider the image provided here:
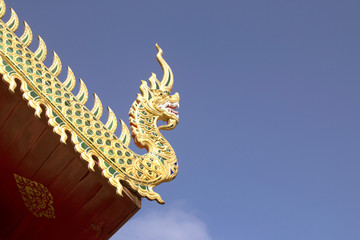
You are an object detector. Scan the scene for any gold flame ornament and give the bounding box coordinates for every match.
[0,0,179,204]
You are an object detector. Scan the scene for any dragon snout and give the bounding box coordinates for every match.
[159,101,180,118]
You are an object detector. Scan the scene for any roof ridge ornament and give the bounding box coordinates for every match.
[0,0,180,204]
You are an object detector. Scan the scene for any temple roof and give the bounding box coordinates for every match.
[0,0,179,204]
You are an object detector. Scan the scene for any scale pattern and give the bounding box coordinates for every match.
[0,0,179,204]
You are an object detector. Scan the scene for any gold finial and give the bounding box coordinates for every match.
[5,8,19,32]
[20,21,33,47]
[76,79,88,105]
[105,107,117,133]
[34,36,47,62]
[49,51,62,77]
[91,93,103,119]
[64,66,76,91]
[0,0,6,19]
[119,120,131,147]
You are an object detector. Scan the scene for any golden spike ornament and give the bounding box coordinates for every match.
[105,107,118,134]
[20,21,33,47]
[5,8,18,32]
[63,66,76,91]
[49,51,62,77]
[91,93,103,119]
[0,0,180,203]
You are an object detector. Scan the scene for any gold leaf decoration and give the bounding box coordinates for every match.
[14,174,56,219]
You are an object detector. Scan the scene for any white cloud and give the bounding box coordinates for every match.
[112,208,212,240]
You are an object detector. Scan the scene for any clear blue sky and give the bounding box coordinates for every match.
[9,0,360,239]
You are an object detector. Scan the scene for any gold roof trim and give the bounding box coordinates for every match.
[0,0,180,204]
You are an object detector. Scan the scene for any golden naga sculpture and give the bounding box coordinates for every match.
[0,0,179,203]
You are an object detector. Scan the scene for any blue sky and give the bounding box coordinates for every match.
[9,0,360,239]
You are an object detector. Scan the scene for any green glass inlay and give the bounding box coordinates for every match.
[6,47,13,53]
[78,93,85,102]
[96,139,103,145]
[105,140,111,146]
[64,100,71,106]
[80,142,89,150]
[165,70,172,86]
[21,35,28,44]
[108,167,116,174]
[30,91,38,98]
[51,66,58,74]
[127,159,132,165]
[5,39,11,46]
[117,150,122,156]
[36,50,43,59]
[85,120,90,126]
[16,50,22,55]
[75,119,82,124]
[46,88,52,94]
[87,129,93,135]
[118,158,124,164]
[107,121,113,130]
[55,117,63,124]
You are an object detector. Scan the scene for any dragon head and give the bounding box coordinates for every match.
[137,44,180,130]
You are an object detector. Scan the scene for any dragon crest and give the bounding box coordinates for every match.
[0,0,179,203]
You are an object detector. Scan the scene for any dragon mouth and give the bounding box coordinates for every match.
[159,101,179,117]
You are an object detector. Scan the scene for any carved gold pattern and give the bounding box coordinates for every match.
[0,0,179,203]
[14,174,56,219]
